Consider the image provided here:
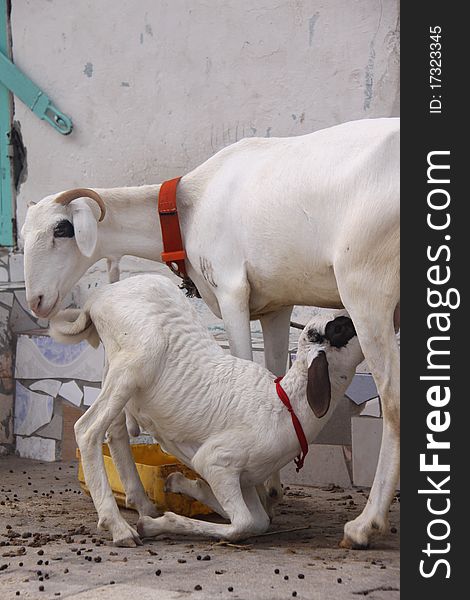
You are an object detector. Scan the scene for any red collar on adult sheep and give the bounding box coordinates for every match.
[158,176,187,279]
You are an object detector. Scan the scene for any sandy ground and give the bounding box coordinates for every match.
[0,456,399,600]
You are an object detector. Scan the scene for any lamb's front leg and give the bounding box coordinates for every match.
[165,471,228,518]
[75,368,142,547]
[106,412,158,518]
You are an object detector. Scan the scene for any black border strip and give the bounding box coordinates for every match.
[401,3,465,596]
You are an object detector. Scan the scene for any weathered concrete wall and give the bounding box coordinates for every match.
[11,0,400,229]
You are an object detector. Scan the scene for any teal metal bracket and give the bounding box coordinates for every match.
[0,0,13,245]
[0,51,73,135]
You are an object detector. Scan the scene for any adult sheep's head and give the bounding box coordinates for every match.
[21,188,106,318]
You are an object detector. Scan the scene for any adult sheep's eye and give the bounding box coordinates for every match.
[53,220,74,238]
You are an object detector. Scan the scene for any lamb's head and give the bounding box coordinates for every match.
[21,189,106,318]
[297,310,364,418]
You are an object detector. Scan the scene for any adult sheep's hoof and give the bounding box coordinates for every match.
[340,515,387,549]
[339,536,369,550]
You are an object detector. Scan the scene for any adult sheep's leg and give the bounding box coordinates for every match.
[106,412,158,518]
[260,307,293,378]
[138,468,270,541]
[75,363,142,547]
[217,280,253,361]
[259,307,294,507]
[336,261,400,549]
[106,257,121,284]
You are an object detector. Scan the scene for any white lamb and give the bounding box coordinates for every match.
[50,274,364,545]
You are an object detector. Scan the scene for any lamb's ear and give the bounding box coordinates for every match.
[70,199,98,257]
[306,350,331,418]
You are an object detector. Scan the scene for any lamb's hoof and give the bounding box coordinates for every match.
[264,475,283,506]
[137,516,155,539]
[111,522,142,547]
[164,471,185,494]
[256,487,276,523]
[114,534,141,548]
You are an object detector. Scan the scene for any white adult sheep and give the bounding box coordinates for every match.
[22,117,399,548]
[50,274,364,545]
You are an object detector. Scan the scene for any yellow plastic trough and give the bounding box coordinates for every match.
[77,444,213,517]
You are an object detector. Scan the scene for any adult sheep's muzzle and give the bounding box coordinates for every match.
[28,291,60,319]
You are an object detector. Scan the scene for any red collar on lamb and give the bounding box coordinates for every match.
[158,176,187,279]
[275,376,309,471]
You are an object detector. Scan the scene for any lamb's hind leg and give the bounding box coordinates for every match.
[106,412,158,518]
[138,468,269,541]
[164,472,228,518]
[336,263,400,549]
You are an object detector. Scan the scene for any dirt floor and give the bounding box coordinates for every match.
[0,456,399,600]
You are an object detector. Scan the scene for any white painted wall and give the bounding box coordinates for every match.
[12,0,399,225]
[10,0,399,334]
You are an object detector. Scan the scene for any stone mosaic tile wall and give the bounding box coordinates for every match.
[0,250,103,460]
[0,250,15,455]
[13,334,104,461]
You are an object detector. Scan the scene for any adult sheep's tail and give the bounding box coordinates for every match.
[49,308,100,349]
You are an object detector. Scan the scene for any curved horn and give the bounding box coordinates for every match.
[55,188,106,222]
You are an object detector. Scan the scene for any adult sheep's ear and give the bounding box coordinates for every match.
[306,350,331,418]
[70,199,98,257]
